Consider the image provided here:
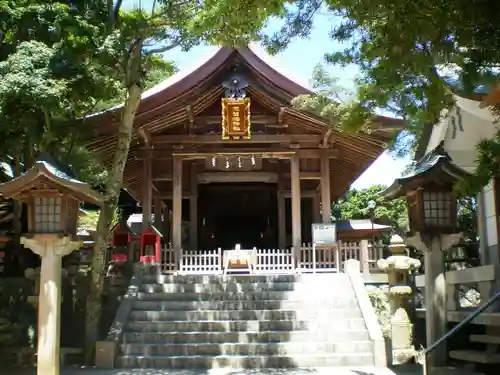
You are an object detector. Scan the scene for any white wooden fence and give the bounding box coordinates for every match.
[159,239,385,275]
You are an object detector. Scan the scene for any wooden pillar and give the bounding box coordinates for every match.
[277,161,286,249]
[172,155,183,267]
[290,155,302,261]
[162,204,170,244]
[190,162,198,250]
[320,152,331,223]
[142,152,152,231]
[154,195,162,229]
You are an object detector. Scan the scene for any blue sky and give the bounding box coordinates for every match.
[125,1,411,190]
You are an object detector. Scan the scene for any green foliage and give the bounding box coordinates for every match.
[266,0,500,156]
[367,287,391,338]
[292,63,362,128]
[458,131,500,195]
[0,281,36,348]
[333,185,409,235]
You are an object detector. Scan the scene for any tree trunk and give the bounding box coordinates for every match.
[84,46,143,363]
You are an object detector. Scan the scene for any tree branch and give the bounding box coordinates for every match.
[145,42,180,55]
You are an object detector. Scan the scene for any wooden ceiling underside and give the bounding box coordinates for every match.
[85,49,403,202]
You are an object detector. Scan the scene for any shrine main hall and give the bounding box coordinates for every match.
[87,45,402,261]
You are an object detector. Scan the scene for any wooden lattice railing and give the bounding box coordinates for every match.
[159,239,385,275]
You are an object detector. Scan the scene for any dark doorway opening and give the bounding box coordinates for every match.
[198,183,277,250]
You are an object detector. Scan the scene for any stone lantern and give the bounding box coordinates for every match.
[0,160,103,375]
[380,143,469,367]
[378,255,421,364]
[389,234,407,255]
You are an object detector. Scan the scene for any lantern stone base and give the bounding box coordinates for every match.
[21,235,81,375]
[407,232,462,368]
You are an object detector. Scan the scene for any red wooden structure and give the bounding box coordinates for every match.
[140,225,162,263]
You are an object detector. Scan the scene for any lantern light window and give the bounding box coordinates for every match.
[34,196,62,233]
[422,191,454,227]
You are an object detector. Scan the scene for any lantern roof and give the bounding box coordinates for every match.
[381,141,470,200]
[0,160,103,206]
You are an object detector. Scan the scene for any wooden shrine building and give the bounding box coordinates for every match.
[86,46,403,269]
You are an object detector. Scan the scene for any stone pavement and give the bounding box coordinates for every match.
[8,365,423,375]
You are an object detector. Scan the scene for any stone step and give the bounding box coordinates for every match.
[122,330,371,345]
[142,274,303,284]
[126,318,365,333]
[122,329,370,344]
[117,352,374,369]
[120,341,373,356]
[427,366,485,375]
[133,299,359,311]
[137,291,348,302]
[469,334,500,345]
[140,281,350,293]
[449,350,500,364]
[125,320,315,333]
[129,308,361,322]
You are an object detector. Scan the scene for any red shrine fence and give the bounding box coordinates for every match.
[159,240,385,275]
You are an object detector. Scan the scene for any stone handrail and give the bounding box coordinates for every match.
[95,264,144,368]
[415,265,495,310]
[345,259,386,367]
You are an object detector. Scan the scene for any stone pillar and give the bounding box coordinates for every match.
[290,155,302,262]
[320,152,331,223]
[378,255,421,365]
[172,155,183,268]
[142,151,153,231]
[21,236,81,375]
[190,162,198,250]
[407,232,461,368]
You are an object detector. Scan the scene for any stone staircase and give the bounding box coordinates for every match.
[449,333,500,366]
[116,273,378,369]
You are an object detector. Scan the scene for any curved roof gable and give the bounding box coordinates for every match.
[91,45,313,119]
[143,44,313,100]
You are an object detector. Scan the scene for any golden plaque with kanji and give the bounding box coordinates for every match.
[221,98,251,140]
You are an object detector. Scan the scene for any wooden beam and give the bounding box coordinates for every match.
[161,190,320,199]
[197,172,278,184]
[136,148,339,160]
[197,114,278,124]
[152,134,323,145]
[154,171,322,182]
[280,190,318,198]
[161,192,195,199]
[286,172,321,180]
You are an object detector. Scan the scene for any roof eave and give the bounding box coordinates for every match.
[0,162,103,206]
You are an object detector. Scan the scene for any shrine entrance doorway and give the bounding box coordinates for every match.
[198,183,278,250]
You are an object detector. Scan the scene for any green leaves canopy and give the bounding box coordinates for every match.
[266,0,500,153]
[333,185,408,235]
